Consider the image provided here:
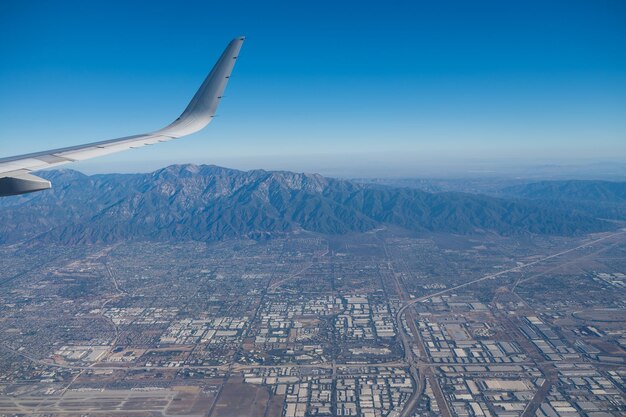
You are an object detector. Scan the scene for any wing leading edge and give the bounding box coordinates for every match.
[0,37,245,197]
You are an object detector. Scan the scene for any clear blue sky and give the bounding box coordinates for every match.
[1,0,625,177]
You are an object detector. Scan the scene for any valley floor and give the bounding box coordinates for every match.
[0,229,624,416]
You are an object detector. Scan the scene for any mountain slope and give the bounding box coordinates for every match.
[0,165,614,244]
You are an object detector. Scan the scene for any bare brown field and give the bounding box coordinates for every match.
[210,376,272,417]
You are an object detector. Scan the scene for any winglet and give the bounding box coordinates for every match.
[155,37,245,138]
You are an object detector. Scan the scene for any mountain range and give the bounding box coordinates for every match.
[0,165,618,244]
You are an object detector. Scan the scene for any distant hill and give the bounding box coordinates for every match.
[502,180,626,203]
[0,165,614,244]
[501,180,626,221]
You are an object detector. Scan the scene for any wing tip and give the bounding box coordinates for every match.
[153,37,244,138]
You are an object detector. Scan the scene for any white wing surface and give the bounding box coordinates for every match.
[0,37,244,197]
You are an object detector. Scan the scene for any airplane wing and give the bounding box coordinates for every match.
[0,37,245,197]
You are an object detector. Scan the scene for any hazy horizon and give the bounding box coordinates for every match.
[50,154,626,183]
